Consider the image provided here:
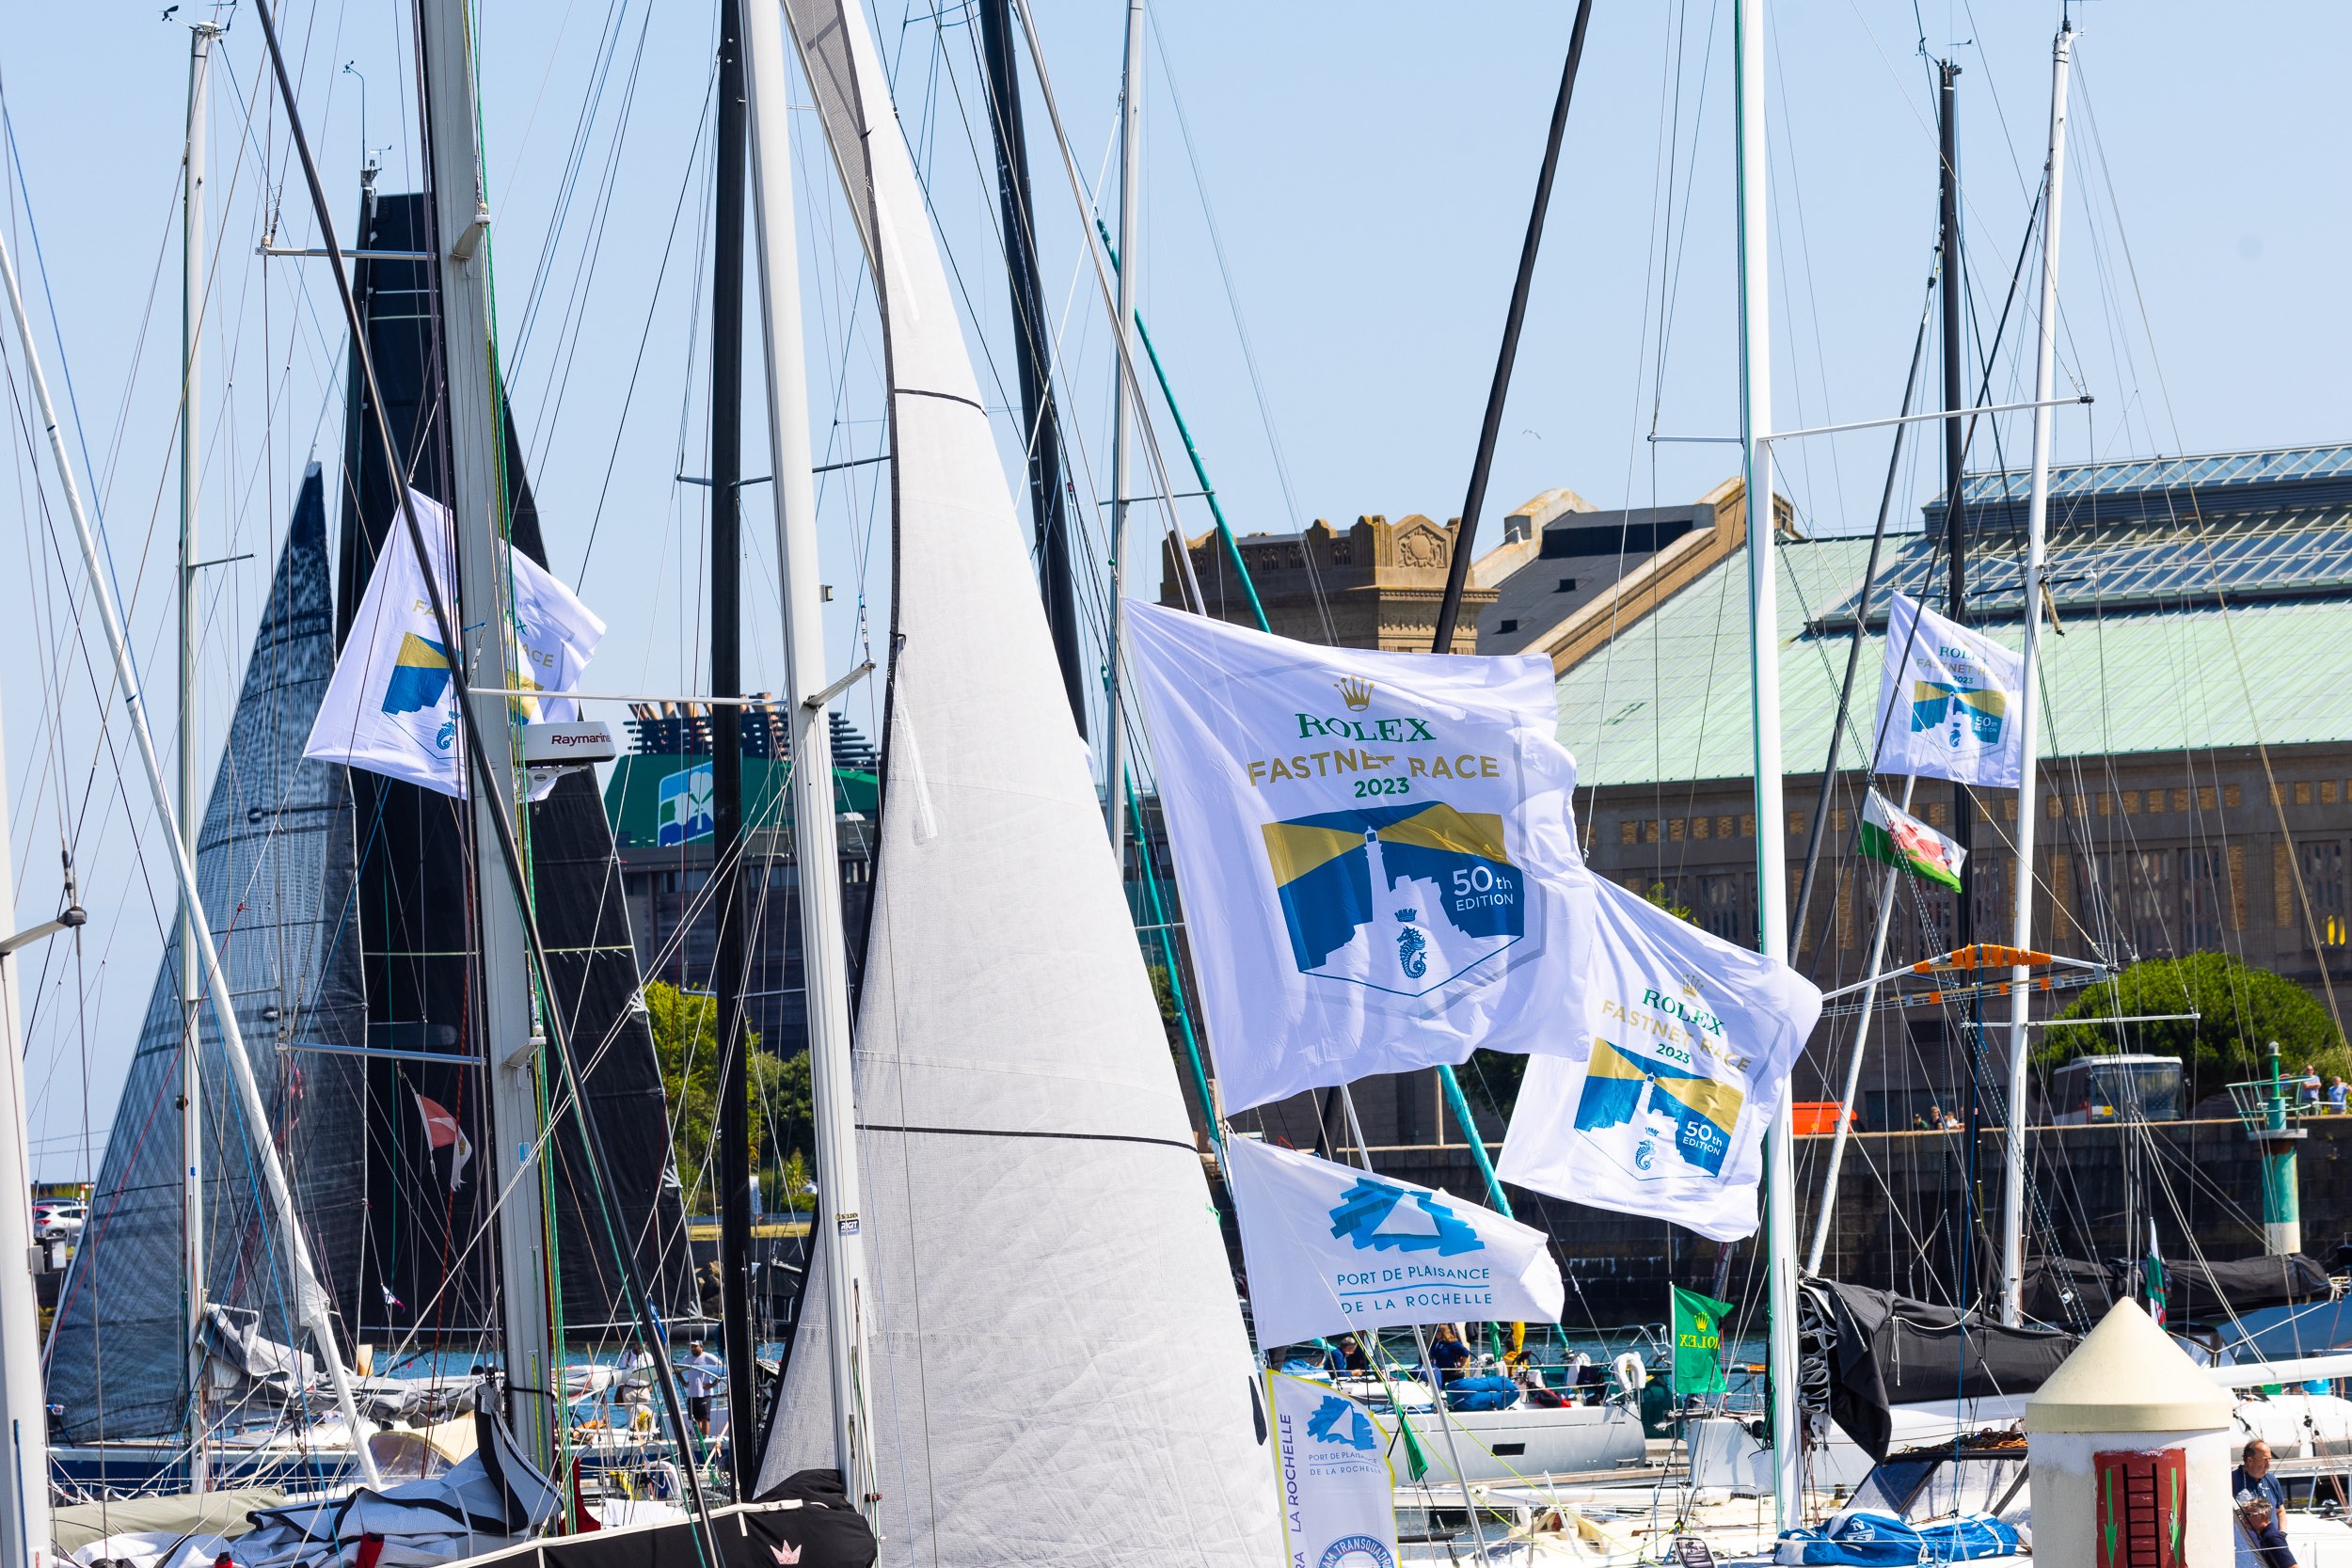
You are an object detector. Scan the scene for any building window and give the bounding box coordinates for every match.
[1832,807,1848,835]
[1555,578,1578,593]
[1927,801,1948,827]
[2096,850,2169,958]
[2228,842,2248,931]
[1972,856,2008,944]
[2225,784,2242,809]
[2306,841,2346,947]
[1669,817,1686,841]
[2277,840,2296,928]
[1718,816,1736,839]
[1740,814,1756,838]
[1498,618,1518,633]
[2122,790,2138,815]
[2296,781,2313,806]
[2181,847,2225,951]
[1644,818,1661,843]
[1787,811,1805,836]
[1692,815,1711,841]
[1619,819,1638,845]
[2098,793,2113,816]
[1701,873,1754,947]
[2326,781,2342,807]
[1837,872,1857,949]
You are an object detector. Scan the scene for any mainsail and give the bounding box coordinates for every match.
[47,467,370,1442]
[336,187,691,1338]
[755,4,1279,1561]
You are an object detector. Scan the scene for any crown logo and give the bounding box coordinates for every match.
[1336,676,1374,711]
[1394,909,1420,924]
[1679,973,1704,999]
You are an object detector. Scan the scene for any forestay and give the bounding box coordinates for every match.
[755,1,1278,1561]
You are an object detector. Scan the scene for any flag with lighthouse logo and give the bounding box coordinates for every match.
[1498,877,1821,1242]
[305,488,604,798]
[1126,600,1597,1114]
[1871,591,2026,786]
[1224,1133,1563,1348]
[1267,1372,1399,1568]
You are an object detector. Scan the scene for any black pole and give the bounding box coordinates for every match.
[978,0,1084,732]
[1788,279,1933,967]
[1429,0,1593,655]
[1938,60,1973,953]
[711,0,757,1501]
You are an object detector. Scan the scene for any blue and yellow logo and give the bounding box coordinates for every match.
[382,632,454,716]
[1306,1395,1380,1451]
[1911,679,2005,748]
[1572,1039,1743,1179]
[1260,800,1521,996]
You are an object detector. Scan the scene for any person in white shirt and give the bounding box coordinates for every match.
[676,1340,726,1435]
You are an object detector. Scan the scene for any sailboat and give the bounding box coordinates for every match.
[741,0,1279,1561]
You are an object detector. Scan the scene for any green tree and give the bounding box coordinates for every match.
[2033,953,2350,1107]
[644,981,812,1214]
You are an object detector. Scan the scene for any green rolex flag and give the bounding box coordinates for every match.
[1673,1286,1733,1396]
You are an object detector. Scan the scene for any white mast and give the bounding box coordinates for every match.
[1101,0,1143,865]
[1732,0,1804,1528]
[178,19,219,1496]
[413,0,558,1467]
[0,186,382,1495]
[1999,20,2074,1327]
[741,0,876,1513]
[0,707,51,1568]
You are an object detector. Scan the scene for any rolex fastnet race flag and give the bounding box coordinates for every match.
[1858,788,1965,891]
[1225,1134,1563,1348]
[1871,591,2026,786]
[1127,600,1596,1113]
[306,489,604,797]
[1498,877,1821,1242]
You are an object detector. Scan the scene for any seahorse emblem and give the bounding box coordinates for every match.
[437,715,458,751]
[1394,910,1427,979]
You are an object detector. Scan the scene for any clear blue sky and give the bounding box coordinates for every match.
[3,1,2345,1169]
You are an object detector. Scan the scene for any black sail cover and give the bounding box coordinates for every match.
[2022,1252,2330,1326]
[337,189,691,1340]
[48,469,372,1441]
[1803,1280,2076,1462]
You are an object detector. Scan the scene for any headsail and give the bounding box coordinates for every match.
[47,467,370,1442]
[755,4,1279,1560]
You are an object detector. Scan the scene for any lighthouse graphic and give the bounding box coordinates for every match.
[1261,800,1525,998]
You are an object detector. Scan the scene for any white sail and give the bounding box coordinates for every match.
[755,2,1279,1563]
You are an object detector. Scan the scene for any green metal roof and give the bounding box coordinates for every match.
[1558,534,2352,788]
[602,753,881,849]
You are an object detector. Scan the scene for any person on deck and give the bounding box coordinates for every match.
[2329,1077,2347,1114]
[2300,1067,2323,1108]
[676,1340,726,1436]
[2234,1438,2296,1567]
[1427,1324,1471,1387]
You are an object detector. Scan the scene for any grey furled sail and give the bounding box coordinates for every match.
[754,2,1279,1561]
[47,467,370,1443]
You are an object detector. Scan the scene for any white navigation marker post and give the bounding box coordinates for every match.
[1999,20,2074,1326]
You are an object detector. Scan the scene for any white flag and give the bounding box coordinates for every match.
[1127,600,1596,1114]
[1497,878,1821,1242]
[1226,1134,1563,1349]
[305,490,606,798]
[1870,591,2026,786]
[1267,1372,1398,1568]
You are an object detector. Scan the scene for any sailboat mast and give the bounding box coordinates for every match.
[708,0,761,1501]
[741,0,876,1508]
[414,0,559,1469]
[1938,62,1972,953]
[1102,0,1143,864]
[978,0,1085,733]
[0,711,50,1568]
[178,17,218,1498]
[0,194,383,1493]
[1999,22,2073,1327]
[1732,0,1803,1529]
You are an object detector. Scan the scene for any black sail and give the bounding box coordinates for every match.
[338,187,692,1341]
[47,468,370,1442]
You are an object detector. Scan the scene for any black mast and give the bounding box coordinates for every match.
[712,0,757,1500]
[1428,0,1594,655]
[978,0,1084,731]
[1939,61,1972,950]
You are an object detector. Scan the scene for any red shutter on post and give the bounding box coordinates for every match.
[2095,1447,2188,1568]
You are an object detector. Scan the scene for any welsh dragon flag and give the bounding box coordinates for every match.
[1857,789,1965,892]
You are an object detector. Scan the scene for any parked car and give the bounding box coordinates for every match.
[32,1202,85,1241]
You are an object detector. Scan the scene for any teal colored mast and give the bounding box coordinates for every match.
[1098,220,1512,1216]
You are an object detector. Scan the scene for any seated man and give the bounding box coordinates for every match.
[2233,1439,2296,1568]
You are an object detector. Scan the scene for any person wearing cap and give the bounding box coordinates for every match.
[676,1339,726,1436]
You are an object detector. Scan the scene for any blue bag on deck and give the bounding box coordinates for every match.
[1443,1375,1520,1412]
[1774,1508,2020,1565]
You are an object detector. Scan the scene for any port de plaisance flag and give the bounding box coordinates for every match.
[1225,1134,1563,1349]
[1266,1371,1397,1568]
[1126,600,1596,1114]
[1858,789,1964,891]
[1871,591,2026,787]
[1497,878,1821,1242]
[305,489,604,798]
